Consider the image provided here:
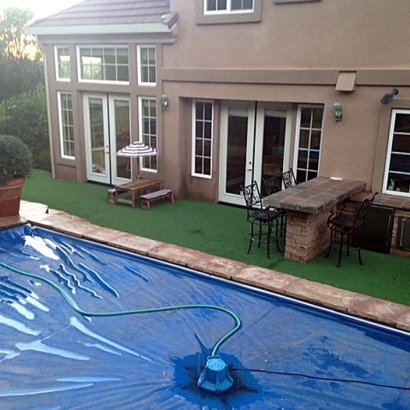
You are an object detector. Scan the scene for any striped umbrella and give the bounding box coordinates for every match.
[117,141,158,180]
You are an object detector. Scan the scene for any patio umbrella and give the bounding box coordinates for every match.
[116,141,158,180]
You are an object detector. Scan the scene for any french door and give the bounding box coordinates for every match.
[83,94,131,185]
[219,101,291,205]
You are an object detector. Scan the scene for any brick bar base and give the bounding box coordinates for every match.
[284,210,330,263]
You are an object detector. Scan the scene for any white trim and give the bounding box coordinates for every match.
[137,45,157,86]
[383,109,410,197]
[54,45,71,82]
[57,92,75,160]
[83,94,110,184]
[138,96,158,174]
[204,0,254,14]
[76,45,129,84]
[293,104,323,182]
[25,23,173,36]
[108,95,132,185]
[191,100,214,179]
[219,101,256,206]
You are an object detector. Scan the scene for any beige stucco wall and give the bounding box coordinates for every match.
[36,0,410,203]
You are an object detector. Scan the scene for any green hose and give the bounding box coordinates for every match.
[0,261,241,356]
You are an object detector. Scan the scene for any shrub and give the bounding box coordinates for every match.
[0,134,32,185]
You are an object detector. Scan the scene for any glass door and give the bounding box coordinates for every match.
[219,102,256,205]
[256,103,291,196]
[109,96,131,184]
[219,101,291,205]
[84,94,131,185]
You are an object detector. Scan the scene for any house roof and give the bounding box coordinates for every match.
[26,0,177,36]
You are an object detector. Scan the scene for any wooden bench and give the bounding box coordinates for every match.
[107,179,162,208]
[140,189,174,210]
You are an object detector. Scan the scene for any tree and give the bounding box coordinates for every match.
[0,7,41,60]
[0,83,50,171]
[0,8,44,102]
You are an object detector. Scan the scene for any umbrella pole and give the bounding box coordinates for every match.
[136,157,140,181]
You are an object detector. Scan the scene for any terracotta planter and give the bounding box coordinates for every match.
[0,178,25,217]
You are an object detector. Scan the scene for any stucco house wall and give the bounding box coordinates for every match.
[27,0,410,204]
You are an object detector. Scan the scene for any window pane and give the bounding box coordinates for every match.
[394,114,410,134]
[192,101,213,177]
[385,110,410,196]
[296,106,323,182]
[79,46,129,82]
[312,108,324,128]
[299,130,310,149]
[140,98,157,171]
[138,46,156,85]
[59,93,75,158]
[56,46,70,80]
[232,0,253,10]
[311,131,321,149]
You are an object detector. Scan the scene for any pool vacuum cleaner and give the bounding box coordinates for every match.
[198,355,234,394]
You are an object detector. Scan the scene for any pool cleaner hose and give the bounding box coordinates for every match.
[0,261,241,394]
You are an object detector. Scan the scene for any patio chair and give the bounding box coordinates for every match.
[281,168,298,189]
[325,192,378,267]
[241,181,282,259]
[263,175,282,196]
[263,175,287,237]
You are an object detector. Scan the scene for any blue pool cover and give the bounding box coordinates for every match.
[0,225,409,409]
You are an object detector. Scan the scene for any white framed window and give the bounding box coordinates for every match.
[294,105,323,183]
[138,97,158,172]
[58,92,75,159]
[192,100,213,178]
[77,46,129,83]
[55,46,71,81]
[383,109,410,197]
[205,0,254,14]
[137,46,156,86]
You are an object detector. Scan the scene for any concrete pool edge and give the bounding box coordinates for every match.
[2,200,410,334]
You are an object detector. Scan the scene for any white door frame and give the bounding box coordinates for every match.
[218,100,292,205]
[83,93,131,185]
[219,101,256,205]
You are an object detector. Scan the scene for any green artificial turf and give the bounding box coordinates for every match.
[22,169,410,306]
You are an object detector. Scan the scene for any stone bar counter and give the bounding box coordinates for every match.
[263,177,367,263]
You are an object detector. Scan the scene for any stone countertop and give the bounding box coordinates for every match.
[263,177,367,214]
[352,191,410,211]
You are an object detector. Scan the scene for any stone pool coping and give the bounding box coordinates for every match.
[1,200,410,333]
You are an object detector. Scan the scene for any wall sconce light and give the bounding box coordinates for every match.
[161,94,170,110]
[381,88,399,105]
[333,101,343,122]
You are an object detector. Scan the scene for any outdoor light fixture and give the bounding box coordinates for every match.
[381,88,399,105]
[333,101,343,122]
[161,94,170,110]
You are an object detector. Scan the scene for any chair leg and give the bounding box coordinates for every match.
[272,219,281,253]
[357,230,363,265]
[258,224,263,247]
[247,224,254,254]
[267,224,271,259]
[346,232,351,256]
[337,231,345,268]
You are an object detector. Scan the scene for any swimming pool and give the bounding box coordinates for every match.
[0,225,409,409]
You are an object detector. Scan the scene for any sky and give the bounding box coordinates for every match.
[1,0,83,20]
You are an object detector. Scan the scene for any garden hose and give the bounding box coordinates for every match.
[0,261,241,359]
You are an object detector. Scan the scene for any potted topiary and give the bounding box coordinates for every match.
[0,134,33,217]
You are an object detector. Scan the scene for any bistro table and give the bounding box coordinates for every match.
[114,179,162,208]
[263,177,367,263]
